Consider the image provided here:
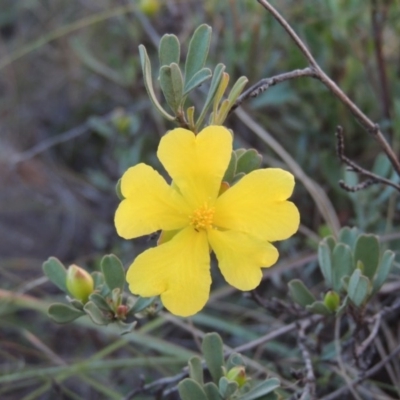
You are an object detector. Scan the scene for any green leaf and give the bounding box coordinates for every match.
[178,378,208,400]
[196,63,225,130]
[189,356,204,385]
[159,63,184,114]
[138,44,175,121]
[202,332,224,383]
[348,269,370,307]
[219,377,238,398]
[187,106,195,129]
[222,152,237,183]
[84,301,110,325]
[159,34,180,67]
[184,24,212,87]
[184,67,212,95]
[204,382,223,400]
[227,76,248,106]
[306,301,332,316]
[288,279,316,307]
[214,99,231,125]
[101,254,126,291]
[354,234,380,281]
[236,149,262,175]
[332,244,354,292]
[240,378,280,400]
[338,227,359,250]
[226,353,245,370]
[48,303,84,324]
[373,250,394,294]
[318,241,333,287]
[42,257,67,292]
[129,296,156,314]
[89,293,112,312]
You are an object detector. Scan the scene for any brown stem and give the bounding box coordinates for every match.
[255,0,400,177]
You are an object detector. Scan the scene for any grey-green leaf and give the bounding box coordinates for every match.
[159,34,180,67]
[43,257,67,292]
[160,62,183,114]
[129,296,156,314]
[189,356,204,385]
[101,254,126,291]
[226,353,245,370]
[332,243,354,292]
[84,301,109,325]
[227,76,248,105]
[184,67,212,95]
[196,63,225,129]
[204,382,223,400]
[306,301,332,316]
[89,293,112,312]
[219,377,238,398]
[184,24,212,87]
[354,234,380,281]
[318,241,332,287]
[236,149,262,175]
[222,152,237,183]
[202,332,224,383]
[138,44,175,121]
[288,279,316,307]
[240,378,280,400]
[178,378,208,400]
[338,226,359,250]
[373,250,394,294]
[48,303,85,324]
[348,269,370,307]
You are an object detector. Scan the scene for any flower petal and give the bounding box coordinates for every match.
[115,163,190,239]
[126,227,211,317]
[157,126,232,207]
[208,229,278,290]
[214,168,300,241]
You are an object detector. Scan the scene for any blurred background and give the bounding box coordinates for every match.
[1,0,400,399]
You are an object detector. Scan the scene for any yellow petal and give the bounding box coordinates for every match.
[126,227,211,317]
[208,229,278,290]
[157,126,232,207]
[115,163,190,239]
[214,168,300,242]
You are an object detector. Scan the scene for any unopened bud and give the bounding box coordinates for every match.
[324,290,340,312]
[225,366,247,388]
[66,264,94,303]
[116,305,128,319]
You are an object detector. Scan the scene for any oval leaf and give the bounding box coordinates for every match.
[288,279,316,307]
[219,376,238,398]
[204,382,223,400]
[101,254,125,291]
[84,301,109,325]
[202,332,224,383]
[318,241,333,287]
[159,33,180,67]
[178,378,208,400]
[373,250,394,294]
[332,243,354,292]
[184,24,212,86]
[240,378,280,400]
[354,234,380,281]
[348,269,370,307]
[306,301,332,316]
[43,257,67,292]
[159,63,183,114]
[138,45,175,121]
[189,356,204,385]
[236,149,262,175]
[184,67,212,95]
[48,303,84,324]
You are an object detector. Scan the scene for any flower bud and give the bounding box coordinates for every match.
[225,366,247,388]
[324,290,340,312]
[66,264,94,303]
[139,0,161,16]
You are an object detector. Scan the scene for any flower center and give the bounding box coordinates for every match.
[189,203,215,231]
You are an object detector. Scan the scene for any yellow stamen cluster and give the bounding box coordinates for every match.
[189,203,215,231]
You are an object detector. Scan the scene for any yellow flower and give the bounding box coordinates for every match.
[115,126,299,317]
